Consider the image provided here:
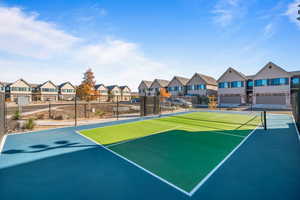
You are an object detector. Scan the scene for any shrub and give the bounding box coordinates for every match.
[13,110,21,120]
[95,110,105,117]
[25,118,35,130]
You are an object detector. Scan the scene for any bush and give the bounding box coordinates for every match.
[13,110,21,120]
[25,118,35,130]
[95,110,105,117]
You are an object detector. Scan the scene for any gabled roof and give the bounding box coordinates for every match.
[217,67,247,82]
[150,79,170,88]
[95,84,107,90]
[168,76,189,87]
[120,85,131,91]
[290,71,300,76]
[58,82,75,89]
[188,73,217,86]
[37,80,58,89]
[253,62,289,78]
[106,85,120,90]
[7,79,31,87]
[140,80,153,88]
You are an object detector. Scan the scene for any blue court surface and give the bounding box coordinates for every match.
[1,112,300,200]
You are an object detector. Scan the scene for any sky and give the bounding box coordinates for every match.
[0,0,299,90]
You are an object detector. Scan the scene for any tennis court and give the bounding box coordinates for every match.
[79,111,260,194]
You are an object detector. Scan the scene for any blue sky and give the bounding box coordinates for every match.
[0,0,299,90]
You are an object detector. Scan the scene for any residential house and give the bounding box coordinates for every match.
[107,85,122,102]
[138,80,152,96]
[0,82,4,93]
[120,86,131,101]
[186,73,217,97]
[58,82,76,101]
[5,79,32,102]
[95,84,109,102]
[217,62,298,108]
[217,67,247,105]
[149,79,170,96]
[31,80,58,102]
[167,76,189,96]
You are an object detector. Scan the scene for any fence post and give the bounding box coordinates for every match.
[48,102,51,119]
[264,110,267,131]
[117,96,119,120]
[74,95,77,127]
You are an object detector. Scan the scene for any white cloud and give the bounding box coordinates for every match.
[0,7,80,59]
[285,0,300,28]
[99,8,107,16]
[212,0,248,27]
[0,6,170,90]
[263,23,276,38]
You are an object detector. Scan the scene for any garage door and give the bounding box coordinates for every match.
[220,96,241,104]
[256,94,285,105]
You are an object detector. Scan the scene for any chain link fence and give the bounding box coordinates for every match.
[291,91,300,131]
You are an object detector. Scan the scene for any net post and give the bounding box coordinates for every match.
[264,110,267,130]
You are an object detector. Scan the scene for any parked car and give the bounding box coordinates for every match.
[166,98,192,108]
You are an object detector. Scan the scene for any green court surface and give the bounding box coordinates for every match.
[80,112,260,193]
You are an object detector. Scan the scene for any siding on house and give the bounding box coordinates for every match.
[150,79,169,96]
[107,85,122,102]
[5,79,32,102]
[0,83,4,93]
[186,73,217,96]
[58,82,76,101]
[120,86,131,101]
[32,81,58,101]
[167,76,189,97]
[138,80,152,96]
[95,84,109,102]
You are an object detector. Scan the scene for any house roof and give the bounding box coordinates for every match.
[106,85,119,90]
[151,79,170,88]
[290,70,300,76]
[95,84,107,90]
[194,73,217,86]
[119,85,131,90]
[174,76,189,85]
[253,62,289,78]
[217,67,247,82]
[58,82,75,89]
[34,80,58,89]
[6,79,31,87]
[141,80,153,88]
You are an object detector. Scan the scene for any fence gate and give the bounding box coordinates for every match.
[0,93,5,138]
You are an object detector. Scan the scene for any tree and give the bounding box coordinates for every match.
[77,68,99,101]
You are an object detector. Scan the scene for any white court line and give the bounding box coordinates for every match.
[182,126,245,138]
[0,134,7,154]
[105,126,182,148]
[75,130,191,196]
[188,124,259,196]
[291,115,300,142]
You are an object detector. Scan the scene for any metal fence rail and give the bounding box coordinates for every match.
[291,91,300,131]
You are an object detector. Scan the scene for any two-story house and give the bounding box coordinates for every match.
[5,79,32,102]
[167,76,189,97]
[186,73,217,96]
[138,80,152,96]
[149,79,170,96]
[217,62,297,109]
[31,81,58,102]
[120,86,131,101]
[107,85,122,102]
[95,84,109,102]
[217,67,247,106]
[58,82,76,101]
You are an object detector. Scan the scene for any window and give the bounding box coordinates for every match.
[42,88,58,92]
[174,86,179,91]
[254,79,267,86]
[231,81,244,88]
[218,82,229,88]
[11,87,30,92]
[292,77,300,84]
[168,87,173,91]
[268,78,288,86]
[187,85,192,90]
[247,80,253,87]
